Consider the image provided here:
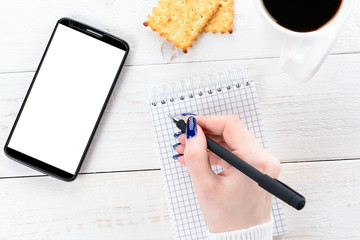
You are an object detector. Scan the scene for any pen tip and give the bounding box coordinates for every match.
[168,114,180,123]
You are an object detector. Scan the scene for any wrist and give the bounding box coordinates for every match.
[205,194,273,233]
[207,215,272,233]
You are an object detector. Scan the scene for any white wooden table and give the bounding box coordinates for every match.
[1,1,360,239]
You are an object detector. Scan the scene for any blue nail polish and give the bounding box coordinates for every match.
[186,116,197,139]
[173,131,183,138]
[181,113,197,116]
[172,142,181,150]
[172,154,183,159]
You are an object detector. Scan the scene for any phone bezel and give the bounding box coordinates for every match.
[4,18,130,181]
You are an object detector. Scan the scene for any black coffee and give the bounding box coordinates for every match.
[262,0,342,32]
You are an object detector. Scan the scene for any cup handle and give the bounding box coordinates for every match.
[279,33,338,82]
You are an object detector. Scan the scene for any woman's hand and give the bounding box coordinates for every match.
[174,115,281,233]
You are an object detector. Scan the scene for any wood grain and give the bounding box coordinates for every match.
[0,0,359,73]
[0,170,172,240]
[0,160,359,239]
[278,160,360,240]
[1,53,360,177]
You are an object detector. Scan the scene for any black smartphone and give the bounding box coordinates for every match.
[4,18,129,181]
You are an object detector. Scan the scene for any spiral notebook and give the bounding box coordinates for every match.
[149,68,287,239]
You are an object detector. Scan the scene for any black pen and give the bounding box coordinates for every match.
[170,116,306,210]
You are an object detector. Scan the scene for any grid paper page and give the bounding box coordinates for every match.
[150,72,287,239]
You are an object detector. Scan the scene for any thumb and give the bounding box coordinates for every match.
[184,116,217,189]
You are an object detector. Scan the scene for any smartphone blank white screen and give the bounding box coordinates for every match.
[8,24,126,174]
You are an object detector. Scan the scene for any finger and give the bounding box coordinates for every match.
[180,137,230,154]
[202,132,226,144]
[175,144,185,154]
[183,117,227,144]
[179,128,233,169]
[184,116,218,189]
[180,148,232,170]
[177,156,186,165]
[183,115,240,135]
[177,133,186,145]
[186,115,253,151]
[181,132,229,149]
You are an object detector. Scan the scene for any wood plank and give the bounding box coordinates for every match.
[0,160,359,239]
[278,160,360,240]
[1,53,360,177]
[0,170,172,240]
[0,0,359,73]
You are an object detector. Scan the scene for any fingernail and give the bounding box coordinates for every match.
[172,154,183,159]
[172,143,181,150]
[186,116,197,139]
[181,113,197,116]
[173,131,182,138]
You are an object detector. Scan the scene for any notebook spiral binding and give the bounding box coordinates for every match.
[150,67,251,106]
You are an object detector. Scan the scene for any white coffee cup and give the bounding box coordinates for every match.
[255,0,353,82]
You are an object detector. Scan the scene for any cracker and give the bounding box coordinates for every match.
[144,0,222,53]
[204,0,234,34]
